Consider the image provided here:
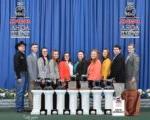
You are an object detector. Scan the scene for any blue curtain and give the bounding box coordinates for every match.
[0,0,150,90]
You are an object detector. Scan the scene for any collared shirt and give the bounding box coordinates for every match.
[32,52,37,59]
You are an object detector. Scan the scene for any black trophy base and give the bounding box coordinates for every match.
[89,109,97,115]
[63,109,70,115]
[51,109,58,115]
[104,109,112,115]
[76,109,83,115]
[40,109,47,115]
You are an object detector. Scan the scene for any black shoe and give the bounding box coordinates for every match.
[24,108,32,112]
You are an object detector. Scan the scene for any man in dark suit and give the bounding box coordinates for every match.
[109,45,125,96]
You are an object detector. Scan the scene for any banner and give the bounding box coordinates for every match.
[9,0,31,38]
[120,2,140,38]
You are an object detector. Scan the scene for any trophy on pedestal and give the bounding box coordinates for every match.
[34,78,55,115]
[80,74,88,90]
[68,75,77,90]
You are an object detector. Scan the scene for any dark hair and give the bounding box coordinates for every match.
[78,50,85,54]
[39,48,49,59]
[15,41,26,50]
[31,43,38,47]
[114,45,121,50]
[77,50,86,60]
[62,52,71,62]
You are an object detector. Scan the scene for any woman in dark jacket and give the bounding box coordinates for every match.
[74,51,88,88]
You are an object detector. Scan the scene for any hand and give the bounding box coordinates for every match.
[132,77,136,81]
[113,80,116,83]
[129,78,136,83]
[17,79,22,83]
[41,79,46,84]
[82,74,87,77]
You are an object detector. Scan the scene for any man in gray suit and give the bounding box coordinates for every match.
[125,44,139,89]
[27,43,39,110]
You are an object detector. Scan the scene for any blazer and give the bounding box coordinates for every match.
[87,59,102,81]
[59,61,73,81]
[101,58,112,79]
[27,53,38,80]
[109,53,125,83]
[76,59,88,76]
[125,53,139,81]
[49,59,60,80]
[37,57,50,79]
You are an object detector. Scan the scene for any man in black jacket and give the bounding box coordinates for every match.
[14,41,28,112]
[109,45,125,96]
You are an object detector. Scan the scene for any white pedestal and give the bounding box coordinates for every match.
[31,90,42,115]
[91,90,103,115]
[80,90,90,115]
[55,90,66,114]
[43,90,54,115]
[103,90,114,110]
[68,90,78,115]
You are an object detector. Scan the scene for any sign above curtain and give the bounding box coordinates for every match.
[9,0,31,38]
[120,2,141,38]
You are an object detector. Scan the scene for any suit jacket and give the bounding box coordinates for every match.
[49,59,60,80]
[109,53,125,83]
[27,53,38,81]
[14,51,27,79]
[75,59,88,78]
[125,53,139,81]
[37,57,50,79]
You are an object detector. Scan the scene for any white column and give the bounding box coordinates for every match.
[80,90,90,115]
[68,90,78,115]
[43,90,54,115]
[31,90,42,115]
[55,90,66,114]
[91,90,103,115]
[103,90,114,110]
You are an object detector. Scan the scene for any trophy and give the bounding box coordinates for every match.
[80,74,88,90]
[68,74,77,89]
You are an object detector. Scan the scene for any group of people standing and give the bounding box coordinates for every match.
[14,41,139,112]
